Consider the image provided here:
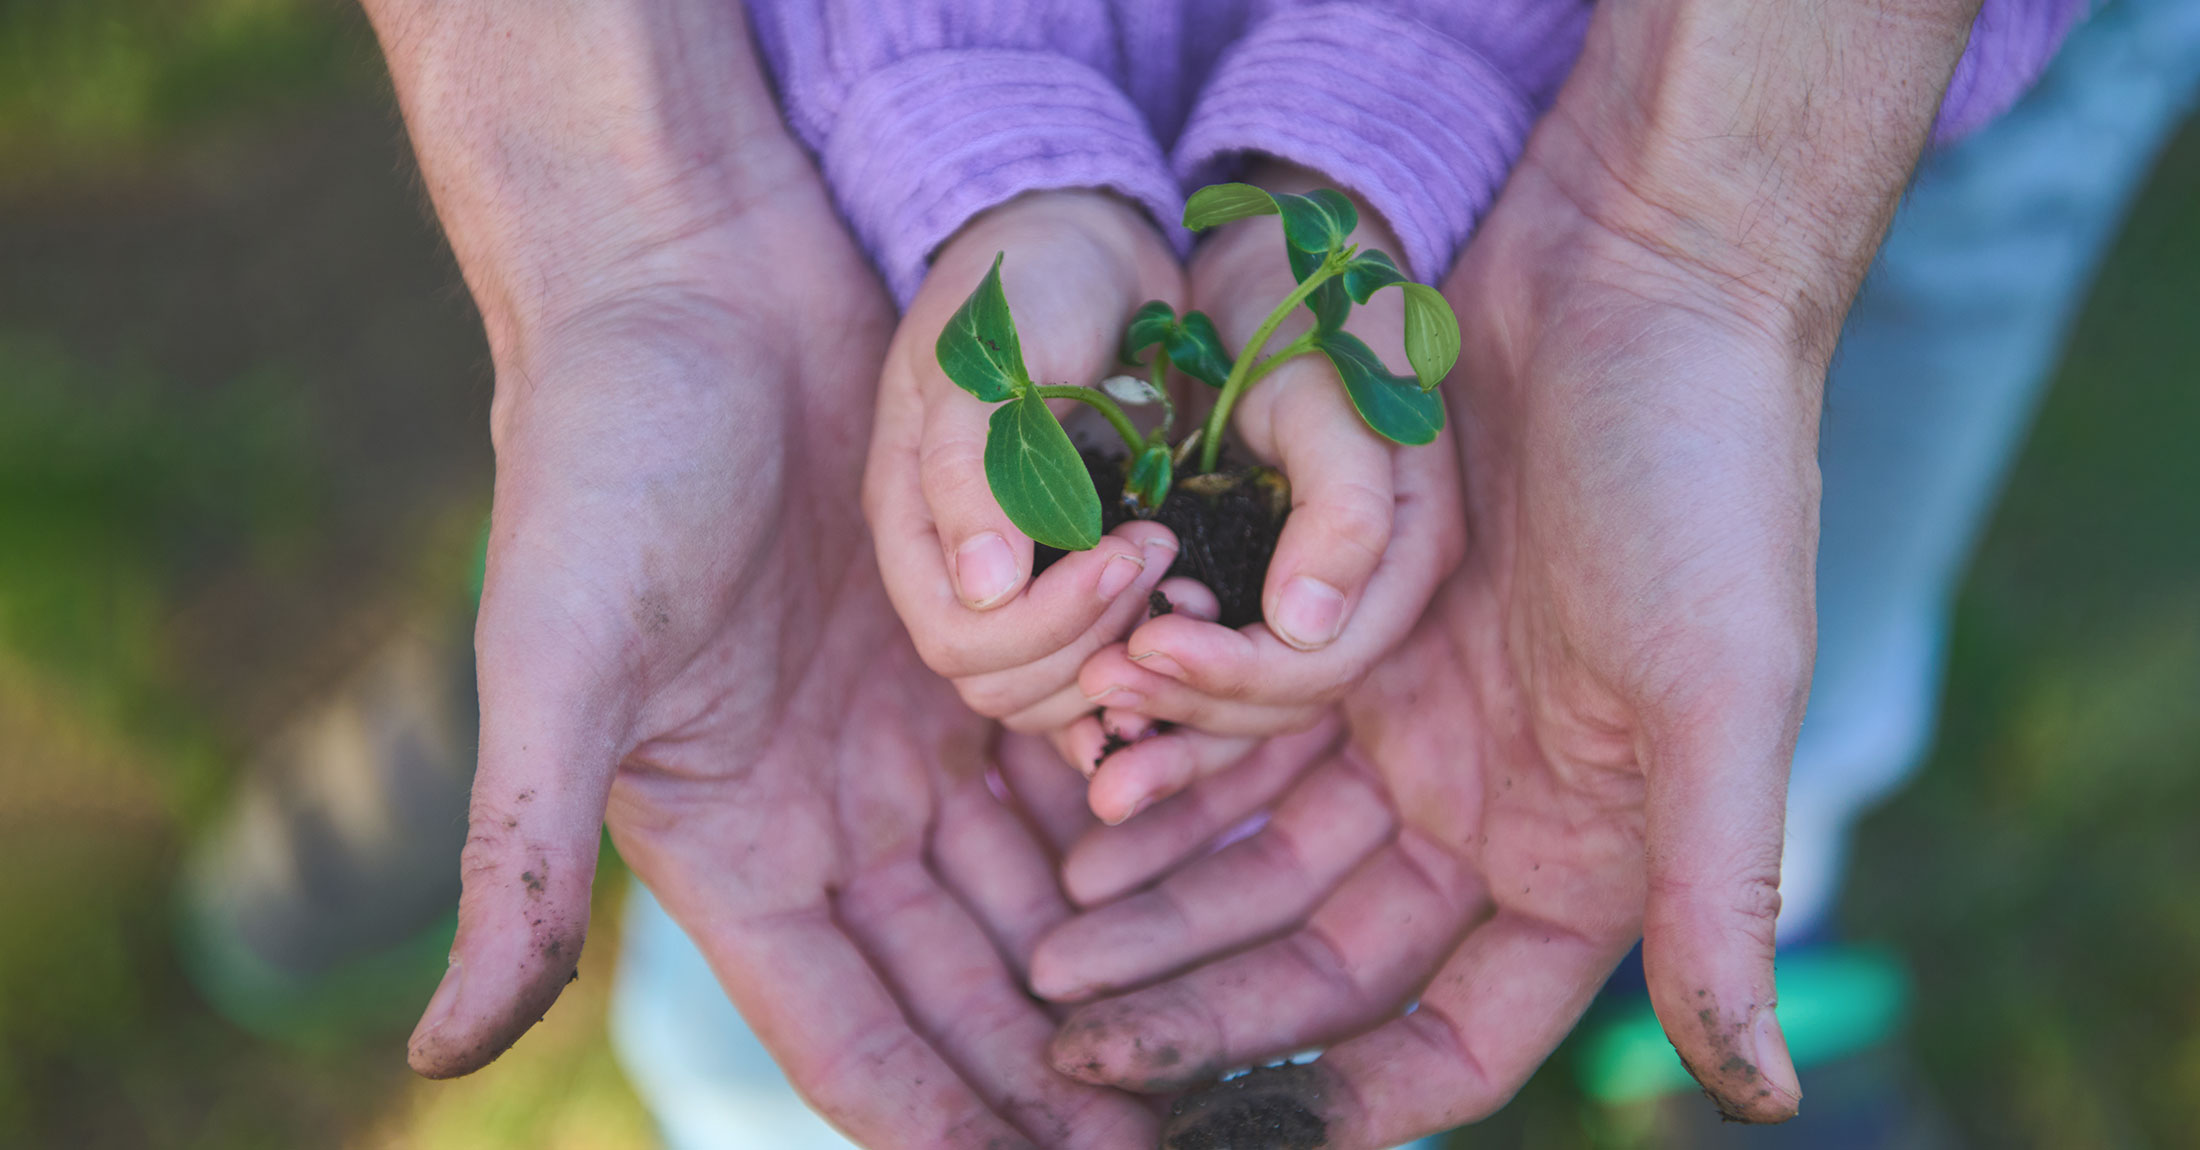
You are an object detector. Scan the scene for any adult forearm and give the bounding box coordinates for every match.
[1549,0,1982,364]
[360,0,797,354]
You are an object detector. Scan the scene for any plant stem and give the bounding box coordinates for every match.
[1239,330,1319,391]
[1035,385,1146,456]
[1199,257,1342,473]
[1150,348,1175,443]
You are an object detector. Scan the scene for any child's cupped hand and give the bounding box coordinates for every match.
[1063,168,1467,823]
[866,190,1188,741]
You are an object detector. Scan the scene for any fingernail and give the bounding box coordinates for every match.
[1272,576,1346,650]
[956,533,1019,607]
[1753,1008,1803,1108]
[1083,685,1144,709]
[1127,648,1186,679]
[1106,795,1155,826]
[1096,552,1145,601]
[410,958,464,1049]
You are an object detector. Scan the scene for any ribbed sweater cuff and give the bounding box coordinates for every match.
[821,50,1186,306]
[1172,5,1534,283]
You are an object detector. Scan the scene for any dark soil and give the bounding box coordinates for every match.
[1161,1063,1332,1150]
[1035,450,1289,629]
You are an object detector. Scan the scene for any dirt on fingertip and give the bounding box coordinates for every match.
[1161,1063,1333,1150]
[1034,449,1288,629]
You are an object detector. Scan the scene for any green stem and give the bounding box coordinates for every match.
[1150,348,1175,444]
[1199,258,1342,473]
[1035,385,1146,456]
[1239,330,1320,391]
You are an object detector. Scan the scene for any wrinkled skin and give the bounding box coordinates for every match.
[1032,102,1823,1147]
[403,87,1160,1150]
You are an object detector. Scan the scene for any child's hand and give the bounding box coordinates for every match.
[1067,170,1465,822]
[866,191,1187,735]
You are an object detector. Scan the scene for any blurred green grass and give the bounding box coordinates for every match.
[0,0,2195,1147]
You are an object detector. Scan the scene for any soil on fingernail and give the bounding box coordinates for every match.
[1034,449,1288,629]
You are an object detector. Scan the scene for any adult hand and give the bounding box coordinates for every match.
[1065,165,1464,823]
[1032,159,1816,1139]
[868,191,1187,739]
[369,3,1156,1144]
[1030,0,1984,1137]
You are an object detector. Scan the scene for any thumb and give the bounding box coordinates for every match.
[1640,661,1809,1122]
[406,579,621,1079]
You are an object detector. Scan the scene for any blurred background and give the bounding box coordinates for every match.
[0,1,2194,1147]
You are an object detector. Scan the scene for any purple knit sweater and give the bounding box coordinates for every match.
[746,0,2086,304]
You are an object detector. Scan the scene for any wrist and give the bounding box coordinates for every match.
[1543,0,1979,362]
[362,0,810,357]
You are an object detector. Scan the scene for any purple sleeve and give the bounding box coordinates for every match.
[1934,0,2090,144]
[1170,0,1590,283]
[746,1,1189,304]
[1174,0,2085,285]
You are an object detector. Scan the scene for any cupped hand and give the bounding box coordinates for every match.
[408,132,1159,1150]
[1029,127,1824,1144]
[1067,167,1464,823]
[867,191,1189,739]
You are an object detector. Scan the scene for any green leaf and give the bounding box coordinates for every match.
[1400,283,1461,391]
[1163,310,1234,388]
[936,253,1029,402]
[1273,189,1357,254]
[1342,250,1406,303]
[1183,183,1280,230]
[1305,278,1351,333]
[1120,300,1177,364]
[1125,444,1173,514]
[1317,330,1445,446]
[984,393,1102,550]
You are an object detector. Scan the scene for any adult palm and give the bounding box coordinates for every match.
[1031,113,1824,1146]
[401,102,1157,1150]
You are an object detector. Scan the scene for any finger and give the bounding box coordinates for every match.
[997,729,1105,856]
[1084,443,1458,710]
[841,856,1158,1149]
[1148,576,1220,623]
[872,464,1168,677]
[1062,715,1339,906]
[1082,729,1260,826]
[1051,832,1487,1093]
[1250,361,1397,651]
[931,773,1076,977]
[1639,676,1807,1122]
[1033,756,1396,1001]
[1155,912,1631,1150]
[1077,644,1327,737]
[678,892,1043,1149]
[407,588,617,1078]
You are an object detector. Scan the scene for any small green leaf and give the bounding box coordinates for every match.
[1163,310,1234,388]
[1273,189,1357,254]
[984,393,1103,550]
[1125,444,1173,514]
[1317,330,1445,446]
[1400,283,1461,391]
[937,253,1029,402]
[1342,250,1407,303]
[1183,183,1280,230]
[1120,300,1177,364]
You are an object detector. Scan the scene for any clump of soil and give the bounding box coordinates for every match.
[1035,449,1289,629]
[1161,1063,1331,1150]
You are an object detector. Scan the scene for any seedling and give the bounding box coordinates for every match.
[935,182,1460,561]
